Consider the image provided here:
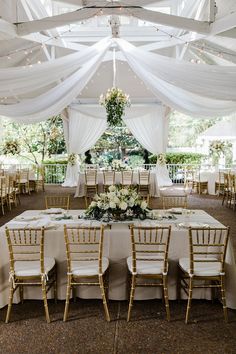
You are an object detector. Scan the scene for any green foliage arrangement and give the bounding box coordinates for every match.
[2,140,20,155]
[99,87,131,127]
[149,152,204,165]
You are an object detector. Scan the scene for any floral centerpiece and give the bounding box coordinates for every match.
[209,140,229,166]
[99,87,131,127]
[157,153,166,166]
[68,153,77,166]
[111,159,129,171]
[84,185,149,221]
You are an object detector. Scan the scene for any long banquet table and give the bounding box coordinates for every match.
[0,209,236,309]
[74,170,160,197]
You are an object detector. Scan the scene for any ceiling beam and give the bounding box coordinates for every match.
[16,6,210,36]
[0,19,17,39]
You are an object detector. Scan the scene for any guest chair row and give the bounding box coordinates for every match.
[4,225,230,324]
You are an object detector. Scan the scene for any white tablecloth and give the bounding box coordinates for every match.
[74,170,159,197]
[0,210,236,309]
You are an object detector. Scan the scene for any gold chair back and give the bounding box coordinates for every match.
[103,170,115,186]
[121,170,133,186]
[162,195,187,209]
[45,195,70,210]
[85,170,97,185]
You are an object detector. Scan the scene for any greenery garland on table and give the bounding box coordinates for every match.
[99,87,131,127]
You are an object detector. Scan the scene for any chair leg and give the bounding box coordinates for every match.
[220,275,228,323]
[185,277,193,324]
[63,275,72,322]
[54,272,57,304]
[99,275,110,322]
[5,283,14,323]
[127,274,136,322]
[42,282,50,323]
[163,274,170,321]
[19,285,24,304]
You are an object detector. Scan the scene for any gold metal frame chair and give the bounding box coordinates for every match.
[103,170,115,191]
[84,170,98,207]
[30,166,45,193]
[138,170,150,204]
[0,176,8,215]
[127,225,171,321]
[5,227,57,323]
[45,195,70,210]
[178,226,230,324]
[63,225,110,322]
[222,172,230,206]
[121,170,133,187]
[162,195,188,209]
[192,169,208,195]
[18,169,31,195]
[215,170,225,196]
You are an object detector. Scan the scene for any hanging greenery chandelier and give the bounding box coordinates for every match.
[99,87,131,127]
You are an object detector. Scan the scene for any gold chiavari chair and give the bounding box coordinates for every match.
[138,170,150,204]
[18,169,30,195]
[84,170,98,207]
[228,173,236,210]
[63,225,110,322]
[103,170,115,191]
[6,175,17,210]
[121,170,133,188]
[162,195,188,209]
[45,195,70,210]
[178,227,230,324]
[127,225,171,322]
[0,176,8,215]
[192,169,208,194]
[5,227,57,323]
[30,166,45,192]
[215,170,225,196]
[222,172,230,206]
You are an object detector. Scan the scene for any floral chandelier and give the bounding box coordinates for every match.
[99,87,131,127]
[99,47,131,127]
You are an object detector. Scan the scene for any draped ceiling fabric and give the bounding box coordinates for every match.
[0,37,236,122]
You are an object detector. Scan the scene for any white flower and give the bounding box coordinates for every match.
[108,185,116,192]
[128,197,135,207]
[119,201,128,210]
[109,201,116,209]
[90,201,97,207]
[97,201,102,208]
[120,188,129,196]
[141,201,148,210]
[113,196,120,204]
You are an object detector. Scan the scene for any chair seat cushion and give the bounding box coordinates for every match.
[127,256,165,275]
[14,257,55,277]
[19,178,28,184]
[71,257,109,276]
[179,257,222,276]
[160,187,190,196]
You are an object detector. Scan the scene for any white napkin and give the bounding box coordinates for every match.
[43,208,64,214]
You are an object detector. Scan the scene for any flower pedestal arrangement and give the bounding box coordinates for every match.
[84,185,149,222]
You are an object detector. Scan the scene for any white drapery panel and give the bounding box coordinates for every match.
[0,38,109,97]
[115,39,236,116]
[62,107,107,187]
[123,105,167,154]
[0,38,111,123]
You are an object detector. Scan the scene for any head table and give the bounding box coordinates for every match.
[0,209,236,310]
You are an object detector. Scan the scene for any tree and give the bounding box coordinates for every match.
[1,115,66,164]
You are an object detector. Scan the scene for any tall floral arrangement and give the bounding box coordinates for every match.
[157,153,166,166]
[99,87,131,127]
[84,185,149,221]
[68,153,77,166]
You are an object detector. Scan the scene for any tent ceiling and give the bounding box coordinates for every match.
[0,0,236,102]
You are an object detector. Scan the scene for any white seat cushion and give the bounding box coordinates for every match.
[14,257,55,277]
[160,187,190,196]
[71,257,109,276]
[20,178,28,183]
[127,256,165,275]
[179,257,222,276]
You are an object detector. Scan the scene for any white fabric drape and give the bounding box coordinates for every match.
[116,39,236,116]
[0,38,111,123]
[62,107,107,187]
[123,105,167,154]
